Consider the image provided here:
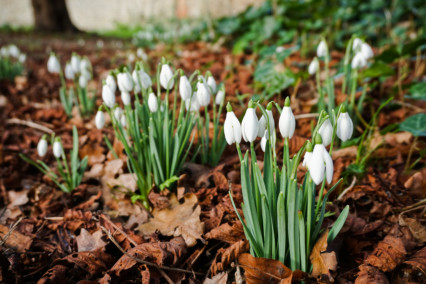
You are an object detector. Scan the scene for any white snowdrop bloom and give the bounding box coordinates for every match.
[215,89,225,105]
[117,71,134,93]
[128,53,135,63]
[53,140,63,158]
[160,64,174,90]
[309,137,333,185]
[224,104,242,145]
[47,53,60,74]
[133,70,152,91]
[275,46,285,53]
[260,130,276,152]
[308,58,319,75]
[352,38,363,52]
[95,111,105,129]
[121,91,131,106]
[196,80,211,106]
[106,74,117,94]
[318,118,333,146]
[360,42,374,59]
[80,57,91,74]
[18,53,26,63]
[316,40,327,57]
[185,95,200,112]
[37,137,48,157]
[136,48,148,61]
[351,52,367,69]
[257,109,274,138]
[0,46,9,57]
[120,114,127,127]
[8,45,20,58]
[70,53,80,74]
[79,74,88,88]
[207,75,217,94]
[148,92,158,112]
[114,107,123,121]
[278,98,295,139]
[241,102,259,143]
[303,151,312,168]
[336,111,353,142]
[179,75,192,101]
[64,62,75,80]
[102,84,115,108]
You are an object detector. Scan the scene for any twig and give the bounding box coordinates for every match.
[0,217,24,247]
[337,176,357,201]
[398,198,426,213]
[295,113,319,120]
[6,118,53,134]
[100,214,138,247]
[100,226,202,276]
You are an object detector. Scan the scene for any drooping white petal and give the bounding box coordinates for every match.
[279,106,295,138]
[179,75,192,101]
[302,151,312,168]
[37,139,48,157]
[106,75,117,94]
[47,54,60,74]
[160,64,174,90]
[224,111,242,145]
[309,144,325,185]
[196,81,211,106]
[70,54,80,74]
[53,141,63,158]
[258,116,266,138]
[148,92,158,112]
[102,85,115,108]
[241,108,259,143]
[322,147,334,184]
[207,76,217,94]
[351,52,367,69]
[78,74,88,88]
[360,42,374,59]
[185,95,200,112]
[308,59,319,75]
[117,72,134,93]
[114,107,123,121]
[121,91,131,106]
[95,111,105,129]
[318,119,333,146]
[337,112,353,142]
[64,62,75,80]
[215,90,225,105]
[352,38,362,52]
[317,40,327,57]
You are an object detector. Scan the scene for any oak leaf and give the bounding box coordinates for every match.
[310,230,337,280]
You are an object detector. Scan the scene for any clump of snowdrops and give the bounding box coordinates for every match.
[0,44,26,80]
[47,52,96,117]
[226,97,351,272]
[96,58,227,208]
[20,126,88,193]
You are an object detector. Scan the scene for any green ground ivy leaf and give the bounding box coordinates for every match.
[399,113,426,137]
[361,61,395,79]
[406,82,426,101]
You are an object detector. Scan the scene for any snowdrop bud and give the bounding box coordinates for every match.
[18,53,26,63]
[279,97,295,139]
[102,84,115,108]
[352,38,362,52]
[185,95,200,112]
[257,105,274,138]
[136,48,147,61]
[47,53,60,74]
[37,136,48,157]
[95,111,105,129]
[128,53,135,63]
[224,102,242,145]
[64,62,75,80]
[207,75,217,94]
[336,106,353,142]
[133,70,152,91]
[260,130,275,152]
[316,40,327,58]
[106,74,117,94]
[114,107,123,121]
[318,118,333,146]
[308,58,319,75]
[79,74,88,88]
[120,114,127,127]
[309,135,333,184]
[160,63,174,90]
[80,57,91,73]
[302,141,313,167]
[121,91,131,106]
[215,89,225,105]
[351,52,367,69]
[70,53,80,74]
[148,92,158,112]
[242,101,259,143]
[53,139,63,158]
[196,80,211,107]
[360,42,373,59]
[117,71,134,93]
[179,75,192,101]
[8,45,19,58]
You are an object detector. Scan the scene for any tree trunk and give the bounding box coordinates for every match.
[31,0,79,32]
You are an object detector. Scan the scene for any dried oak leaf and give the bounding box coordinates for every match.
[238,253,292,284]
[205,222,245,244]
[204,272,228,284]
[355,265,389,284]
[79,143,105,166]
[0,224,32,253]
[211,240,249,275]
[399,215,426,243]
[138,193,204,247]
[76,228,106,252]
[100,237,187,283]
[404,246,426,275]
[310,230,337,280]
[365,235,406,272]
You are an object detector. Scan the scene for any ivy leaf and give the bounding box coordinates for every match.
[399,113,426,137]
[406,82,426,101]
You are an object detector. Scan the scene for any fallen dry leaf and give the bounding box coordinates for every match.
[399,214,426,243]
[238,253,292,284]
[355,265,389,284]
[0,224,32,253]
[403,246,426,276]
[138,193,204,247]
[204,272,228,284]
[76,228,106,252]
[211,240,249,275]
[309,230,337,280]
[365,235,406,272]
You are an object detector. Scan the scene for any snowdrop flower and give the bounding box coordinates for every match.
[360,42,373,59]
[80,57,91,72]
[318,117,333,146]
[70,53,80,74]
[121,91,131,106]
[81,69,91,82]
[351,52,367,69]
[185,95,200,112]
[316,40,328,58]
[309,135,333,185]
[37,136,48,157]
[302,141,313,167]
[215,89,225,105]
[179,75,192,101]
[308,58,319,75]
[133,69,152,92]
[128,53,135,63]
[120,114,127,127]
[0,46,9,57]
[336,106,353,142]
[352,38,363,52]
[47,53,60,74]
[53,138,63,158]
[278,97,295,139]
[148,92,158,112]
[18,53,26,63]
[8,45,20,58]
[207,75,217,94]
[114,107,123,121]
[257,102,275,137]
[136,48,147,61]
[117,71,134,93]
[102,84,115,108]
[224,103,242,145]
[64,62,75,80]
[106,74,117,94]
[160,63,174,90]
[95,111,105,129]
[260,130,276,152]
[196,79,211,106]
[79,74,88,88]
[241,101,259,143]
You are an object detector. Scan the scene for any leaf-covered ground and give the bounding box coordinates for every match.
[0,32,425,283]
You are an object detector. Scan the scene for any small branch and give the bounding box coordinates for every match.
[337,176,357,201]
[295,113,319,120]
[0,217,24,247]
[100,214,138,247]
[398,198,426,213]
[6,118,53,134]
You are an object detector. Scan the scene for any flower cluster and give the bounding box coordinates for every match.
[0,44,26,80]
